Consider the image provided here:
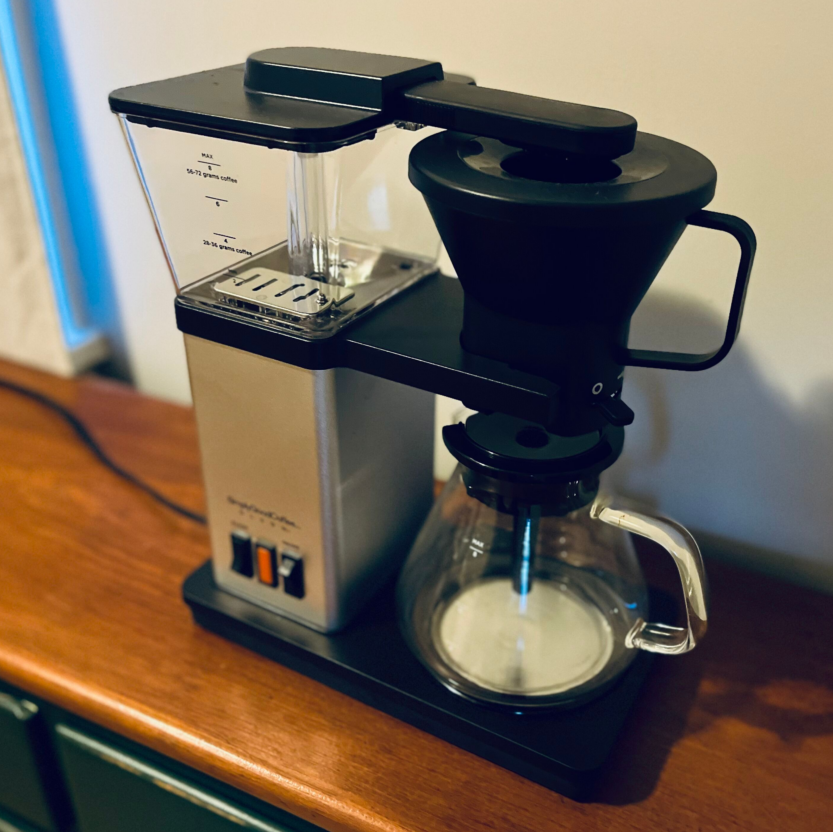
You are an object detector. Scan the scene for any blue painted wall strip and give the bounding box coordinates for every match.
[0,0,115,353]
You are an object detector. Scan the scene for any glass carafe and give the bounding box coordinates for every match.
[397,466,708,709]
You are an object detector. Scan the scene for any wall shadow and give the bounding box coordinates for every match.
[606,289,833,591]
[591,290,833,803]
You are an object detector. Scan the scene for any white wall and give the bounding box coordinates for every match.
[51,1,833,588]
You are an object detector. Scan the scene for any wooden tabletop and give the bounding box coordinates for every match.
[0,358,832,832]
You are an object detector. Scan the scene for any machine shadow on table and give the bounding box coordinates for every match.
[596,553,833,805]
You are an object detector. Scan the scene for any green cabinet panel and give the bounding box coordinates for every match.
[0,806,43,832]
[0,694,65,831]
[55,725,311,832]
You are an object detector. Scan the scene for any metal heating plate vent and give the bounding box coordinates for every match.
[213,268,355,320]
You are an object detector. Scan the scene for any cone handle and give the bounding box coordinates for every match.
[624,209,756,372]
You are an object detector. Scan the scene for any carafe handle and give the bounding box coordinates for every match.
[591,503,708,655]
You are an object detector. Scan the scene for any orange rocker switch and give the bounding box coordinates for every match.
[255,542,278,587]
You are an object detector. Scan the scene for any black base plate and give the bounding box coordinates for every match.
[183,561,654,800]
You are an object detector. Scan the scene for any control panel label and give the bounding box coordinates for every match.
[227,495,299,529]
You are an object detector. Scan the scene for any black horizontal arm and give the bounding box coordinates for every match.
[238,49,637,158]
[175,276,562,429]
[395,80,637,158]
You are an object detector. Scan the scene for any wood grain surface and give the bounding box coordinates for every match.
[0,358,832,832]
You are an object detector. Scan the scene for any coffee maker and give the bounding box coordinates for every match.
[110,48,755,797]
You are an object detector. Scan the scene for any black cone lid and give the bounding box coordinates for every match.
[409,131,717,227]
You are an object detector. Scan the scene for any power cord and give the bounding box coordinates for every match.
[0,377,206,525]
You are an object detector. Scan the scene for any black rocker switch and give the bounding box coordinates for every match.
[230,531,254,577]
[279,553,305,598]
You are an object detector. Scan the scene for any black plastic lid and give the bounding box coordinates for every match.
[109,47,638,156]
[110,64,391,152]
[409,131,717,226]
